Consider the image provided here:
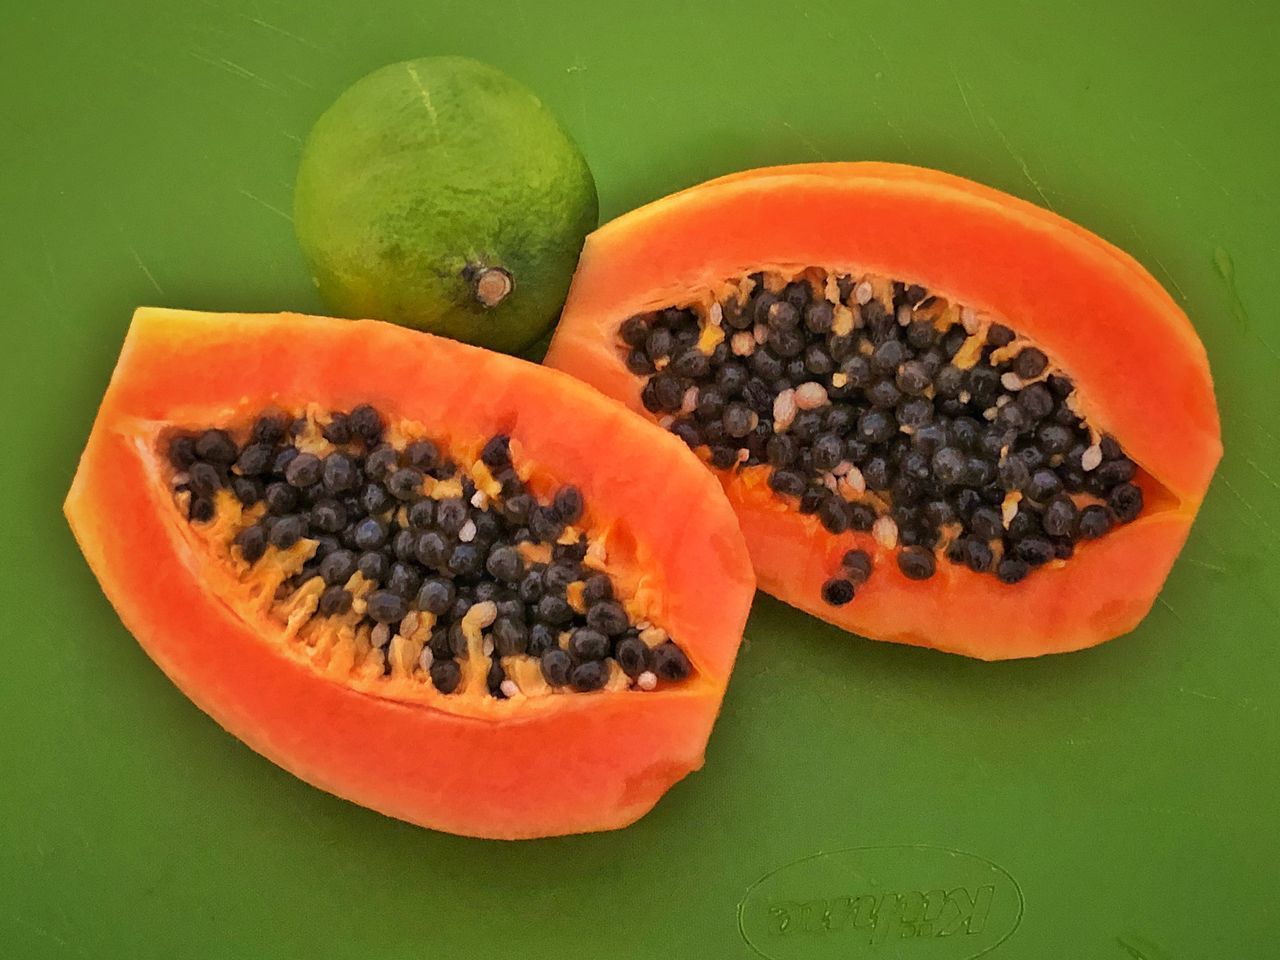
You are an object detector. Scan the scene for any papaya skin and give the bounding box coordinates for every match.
[545,162,1221,659]
[65,308,754,839]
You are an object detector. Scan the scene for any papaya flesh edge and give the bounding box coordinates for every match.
[545,162,1222,660]
[65,307,755,839]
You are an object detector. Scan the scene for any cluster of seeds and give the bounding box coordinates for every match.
[167,405,692,697]
[619,270,1145,603]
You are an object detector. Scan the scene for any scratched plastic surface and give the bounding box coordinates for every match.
[1,2,1276,957]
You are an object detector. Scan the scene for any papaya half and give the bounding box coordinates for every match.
[65,308,754,839]
[545,162,1221,659]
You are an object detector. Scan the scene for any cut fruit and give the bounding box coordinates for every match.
[545,162,1221,660]
[65,307,753,838]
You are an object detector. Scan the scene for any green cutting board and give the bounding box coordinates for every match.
[2,1,1276,957]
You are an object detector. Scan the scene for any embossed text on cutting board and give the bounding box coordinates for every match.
[737,845,1023,960]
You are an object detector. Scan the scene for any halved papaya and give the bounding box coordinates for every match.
[545,162,1221,659]
[65,307,754,839]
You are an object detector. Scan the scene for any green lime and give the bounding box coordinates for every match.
[294,57,598,353]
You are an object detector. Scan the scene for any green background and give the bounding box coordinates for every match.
[2,1,1276,957]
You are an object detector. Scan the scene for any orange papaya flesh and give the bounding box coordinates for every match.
[545,162,1221,659]
[65,308,754,838]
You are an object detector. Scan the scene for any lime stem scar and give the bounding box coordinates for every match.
[466,265,514,308]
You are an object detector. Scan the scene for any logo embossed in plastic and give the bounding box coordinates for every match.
[738,846,1023,960]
